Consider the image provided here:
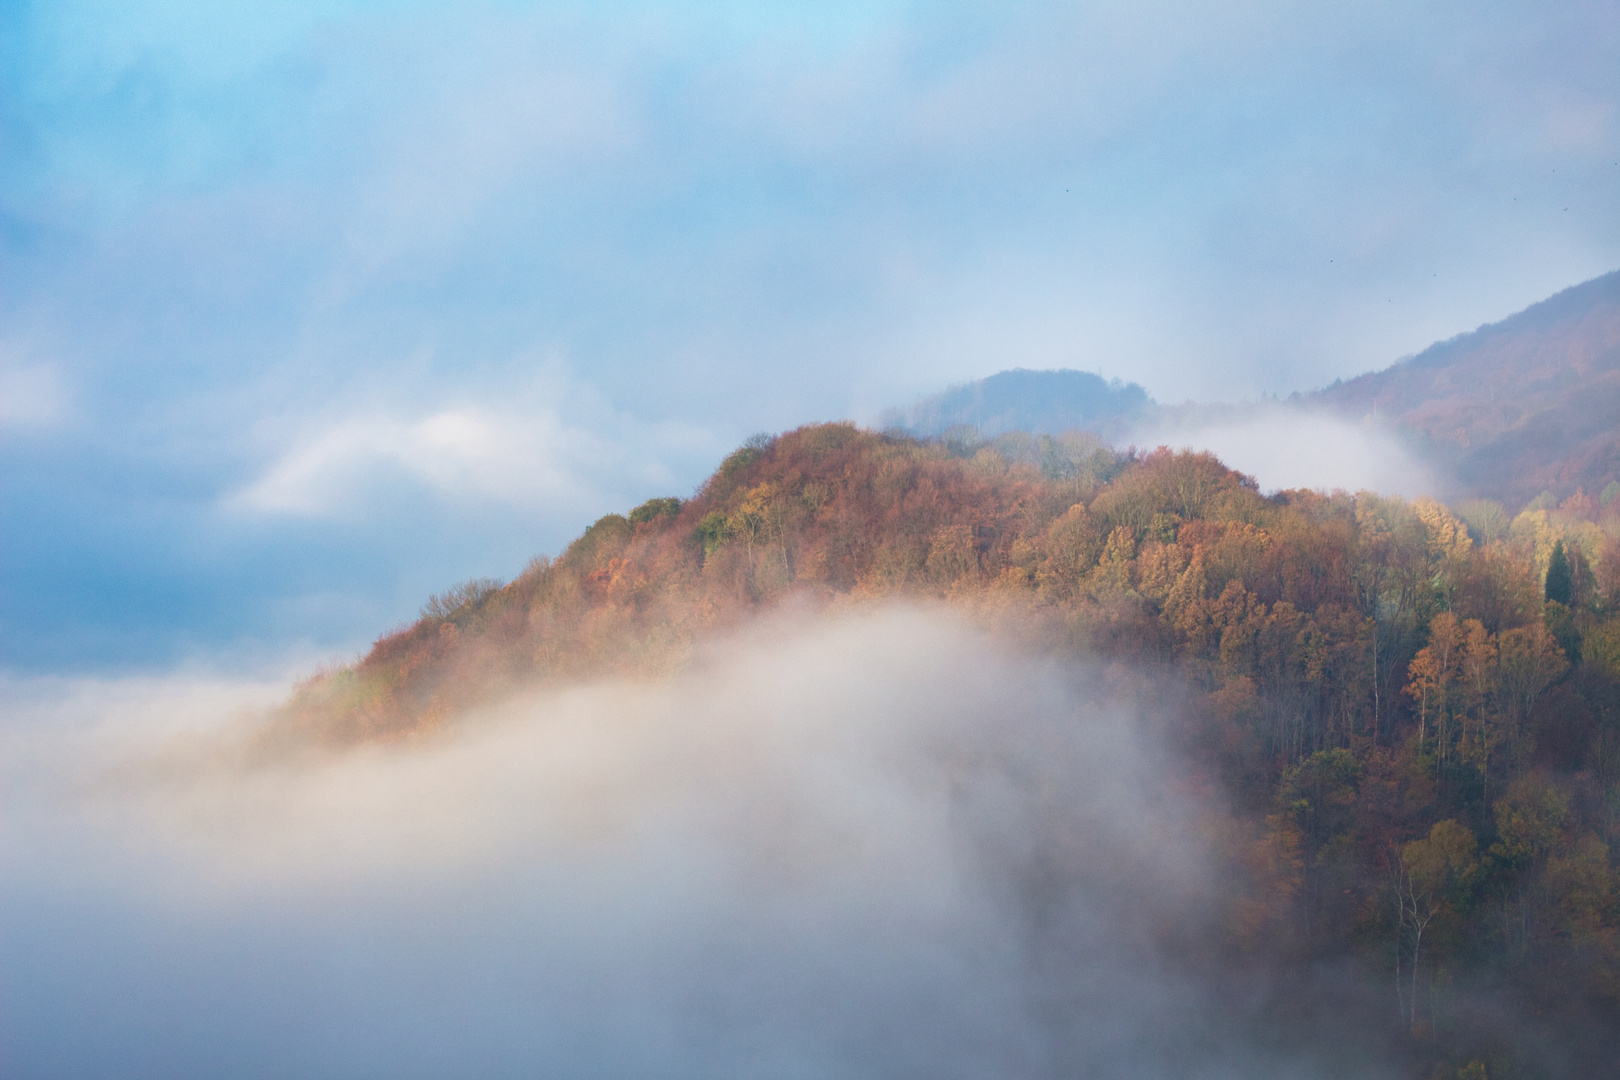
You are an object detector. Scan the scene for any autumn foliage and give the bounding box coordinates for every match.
[278,422,1620,1076]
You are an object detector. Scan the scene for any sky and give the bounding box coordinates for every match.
[3,0,1619,672]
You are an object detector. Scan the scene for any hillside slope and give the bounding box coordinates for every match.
[273,423,1620,1078]
[1309,271,1620,507]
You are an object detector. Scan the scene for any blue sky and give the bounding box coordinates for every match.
[3,0,1618,672]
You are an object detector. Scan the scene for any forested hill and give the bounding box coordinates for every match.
[1311,270,1620,508]
[277,423,1620,1075]
[880,368,1151,440]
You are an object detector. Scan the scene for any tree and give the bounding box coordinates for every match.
[728,482,780,557]
[1489,774,1574,957]
[1033,504,1101,596]
[420,577,503,622]
[1405,612,1462,759]
[1394,820,1479,1027]
[926,523,979,585]
[1496,624,1570,770]
[628,496,682,525]
[1546,539,1573,605]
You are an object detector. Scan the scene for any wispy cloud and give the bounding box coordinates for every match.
[0,359,70,431]
[229,408,616,516]
[223,358,722,517]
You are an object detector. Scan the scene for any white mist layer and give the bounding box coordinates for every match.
[1131,405,1439,497]
[2,607,1361,1079]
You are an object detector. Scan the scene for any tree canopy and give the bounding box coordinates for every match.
[276,423,1620,1078]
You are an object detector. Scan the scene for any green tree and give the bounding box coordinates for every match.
[628,496,682,525]
[1489,775,1572,958]
[1395,819,1479,1027]
[1545,539,1572,605]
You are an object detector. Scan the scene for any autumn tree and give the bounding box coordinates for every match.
[1394,820,1479,1027]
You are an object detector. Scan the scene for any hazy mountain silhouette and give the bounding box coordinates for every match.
[1310,270,1620,508]
[887,270,1620,510]
[881,369,1152,440]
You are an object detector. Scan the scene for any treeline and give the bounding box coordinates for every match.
[279,423,1620,1077]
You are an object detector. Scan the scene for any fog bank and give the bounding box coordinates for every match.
[2,607,1381,1079]
[1130,404,1439,498]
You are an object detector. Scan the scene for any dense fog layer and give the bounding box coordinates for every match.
[1128,404,1439,498]
[1,607,1383,1079]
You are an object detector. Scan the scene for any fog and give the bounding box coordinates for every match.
[1130,404,1441,498]
[0,607,1387,1079]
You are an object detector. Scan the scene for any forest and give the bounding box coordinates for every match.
[278,422,1620,1078]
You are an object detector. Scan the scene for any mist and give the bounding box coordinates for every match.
[1129,403,1440,498]
[0,606,1388,1079]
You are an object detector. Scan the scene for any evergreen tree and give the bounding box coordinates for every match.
[1545,539,1572,605]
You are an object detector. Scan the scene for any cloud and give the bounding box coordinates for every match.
[0,353,71,431]
[0,606,1392,1078]
[228,408,613,516]
[224,363,722,520]
[1130,404,1441,497]
[13,1,1619,412]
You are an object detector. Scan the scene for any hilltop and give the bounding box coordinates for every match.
[879,368,1151,441]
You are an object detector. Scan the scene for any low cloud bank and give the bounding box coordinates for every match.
[2,607,1385,1079]
[1130,404,1440,498]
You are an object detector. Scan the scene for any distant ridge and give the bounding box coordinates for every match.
[1310,269,1620,507]
[881,368,1151,439]
[885,271,1620,510]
